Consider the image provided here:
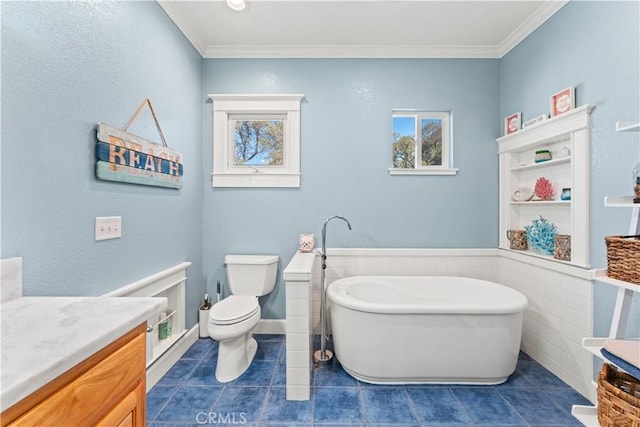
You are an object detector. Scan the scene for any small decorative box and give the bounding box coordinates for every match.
[534,149,552,163]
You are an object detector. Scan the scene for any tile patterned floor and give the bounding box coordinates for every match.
[147,335,591,426]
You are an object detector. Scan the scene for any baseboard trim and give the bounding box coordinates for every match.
[146,324,199,391]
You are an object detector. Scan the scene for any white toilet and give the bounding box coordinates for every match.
[208,254,279,383]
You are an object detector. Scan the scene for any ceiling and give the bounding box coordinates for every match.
[158,0,568,59]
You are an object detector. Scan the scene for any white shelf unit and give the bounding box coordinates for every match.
[103,262,191,367]
[582,269,639,362]
[510,200,571,206]
[497,105,595,268]
[571,118,640,425]
[605,195,638,207]
[572,271,640,425]
[148,293,185,367]
[571,404,599,426]
[615,121,640,132]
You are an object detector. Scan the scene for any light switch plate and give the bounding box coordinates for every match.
[95,216,122,241]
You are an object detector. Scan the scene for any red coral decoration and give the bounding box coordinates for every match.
[534,177,554,200]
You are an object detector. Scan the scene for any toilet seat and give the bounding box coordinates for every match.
[209,295,259,326]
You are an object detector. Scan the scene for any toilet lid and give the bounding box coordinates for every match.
[209,295,259,325]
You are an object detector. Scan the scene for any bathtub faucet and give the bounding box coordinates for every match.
[321,215,352,269]
[315,215,352,364]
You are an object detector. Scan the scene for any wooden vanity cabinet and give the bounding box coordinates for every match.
[1,323,147,427]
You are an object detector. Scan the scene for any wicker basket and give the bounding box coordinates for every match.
[605,235,640,285]
[597,363,640,427]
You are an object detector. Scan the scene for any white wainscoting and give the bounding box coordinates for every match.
[290,248,593,402]
[499,250,594,402]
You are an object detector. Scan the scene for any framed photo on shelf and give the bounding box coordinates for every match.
[550,87,574,117]
[504,112,522,135]
[523,114,547,129]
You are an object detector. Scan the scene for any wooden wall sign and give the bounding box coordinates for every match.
[96,99,183,189]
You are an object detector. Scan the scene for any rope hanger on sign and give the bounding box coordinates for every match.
[122,98,169,148]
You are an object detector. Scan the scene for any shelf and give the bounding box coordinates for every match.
[497,105,595,150]
[510,156,570,172]
[500,247,589,269]
[582,337,640,380]
[582,337,607,359]
[150,310,177,329]
[149,328,187,367]
[571,405,598,426]
[510,200,570,205]
[592,269,640,293]
[615,121,640,132]
[604,195,640,207]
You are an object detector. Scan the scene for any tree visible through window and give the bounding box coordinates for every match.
[421,118,442,166]
[391,111,453,175]
[393,116,415,168]
[233,119,284,166]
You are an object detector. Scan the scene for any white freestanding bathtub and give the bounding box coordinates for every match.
[327,276,528,385]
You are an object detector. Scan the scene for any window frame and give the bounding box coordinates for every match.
[209,94,304,187]
[389,110,458,176]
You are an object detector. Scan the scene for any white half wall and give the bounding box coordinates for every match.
[499,251,594,402]
[299,248,594,402]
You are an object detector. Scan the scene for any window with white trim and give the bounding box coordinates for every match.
[389,111,457,175]
[209,94,304,187]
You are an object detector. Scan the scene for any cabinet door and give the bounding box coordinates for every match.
[7,331,146,426]
[96,381,145,427]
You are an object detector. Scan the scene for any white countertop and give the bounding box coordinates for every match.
[0,296,167,411]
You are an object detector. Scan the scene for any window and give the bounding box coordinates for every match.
[231,116,284,166]
[389,111,457,175]
[209,94,304,187]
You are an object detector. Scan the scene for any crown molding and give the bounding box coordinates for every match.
[158,0,207,56]
[159,0,567,59]
[203,44,502,59]
[498,0,569,57]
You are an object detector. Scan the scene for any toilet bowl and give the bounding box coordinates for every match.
[208,255,278,383]
[208,295,261,382]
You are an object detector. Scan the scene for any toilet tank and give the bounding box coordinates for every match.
[224,255,279,296]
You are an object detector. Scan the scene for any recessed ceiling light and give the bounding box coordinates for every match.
[226,0,246,11]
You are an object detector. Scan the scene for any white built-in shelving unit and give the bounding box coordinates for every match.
[571,119,640,426]
[497,104,595,268]
[103,262,191,389]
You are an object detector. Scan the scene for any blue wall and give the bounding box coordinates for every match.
[202,59,501,318]
[500,1,640,337]
[1,2,205,326]
[3,1,638,330]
